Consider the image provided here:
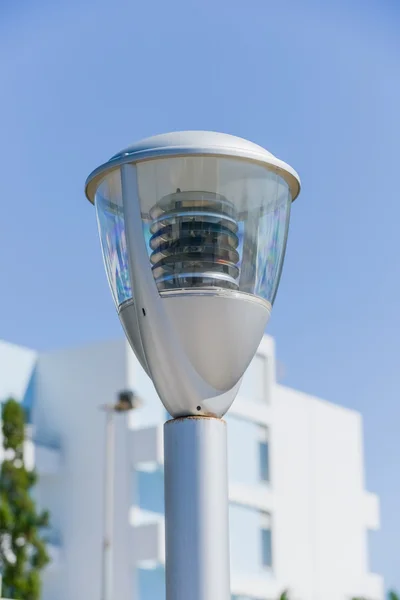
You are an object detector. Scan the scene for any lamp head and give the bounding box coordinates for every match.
[115,390,142,412]
[85,131,300,418]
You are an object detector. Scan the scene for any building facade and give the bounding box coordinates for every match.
[0,335,383,600]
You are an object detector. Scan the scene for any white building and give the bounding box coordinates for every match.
[0,335,383,600]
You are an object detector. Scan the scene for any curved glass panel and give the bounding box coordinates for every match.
[136,156,291,305]
[95,170,132,307]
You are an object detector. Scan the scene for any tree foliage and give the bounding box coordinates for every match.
[0,399,50,599]
[280,590,400,600]
[350,590,400,600]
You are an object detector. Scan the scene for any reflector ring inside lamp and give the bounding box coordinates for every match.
[148,191,240,291]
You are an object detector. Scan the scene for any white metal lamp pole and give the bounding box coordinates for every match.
[85,131,301,600]
[164,417,230,600]
[100,391,141,600]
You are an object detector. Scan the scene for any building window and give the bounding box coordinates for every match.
[258,426,270,482]
[260,512,272,568]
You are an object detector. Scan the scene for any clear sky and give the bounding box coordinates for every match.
[1,0,399,590]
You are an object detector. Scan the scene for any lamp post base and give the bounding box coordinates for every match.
[164,416,231,600]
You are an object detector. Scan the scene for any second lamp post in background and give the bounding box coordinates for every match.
[100,390,141,600]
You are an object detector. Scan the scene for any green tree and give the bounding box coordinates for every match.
[0,399,50,599]
[351,589,399,600]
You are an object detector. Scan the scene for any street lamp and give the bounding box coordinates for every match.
[85,131,300,600]
[100,390,141,600]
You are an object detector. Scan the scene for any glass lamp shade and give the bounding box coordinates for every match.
[88,132,300,416]
[95,155,292,311]
[95,170,132,307]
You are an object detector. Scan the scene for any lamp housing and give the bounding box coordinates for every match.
[85,131,300,418]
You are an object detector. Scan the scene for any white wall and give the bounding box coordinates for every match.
[226,415,261,486]
[33,339,132,600]
[272,384,382,600]
[126,341,167,429]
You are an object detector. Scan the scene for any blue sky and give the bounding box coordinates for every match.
[1,0,399,590]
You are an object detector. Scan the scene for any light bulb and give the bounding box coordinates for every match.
[148,190,240,292]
